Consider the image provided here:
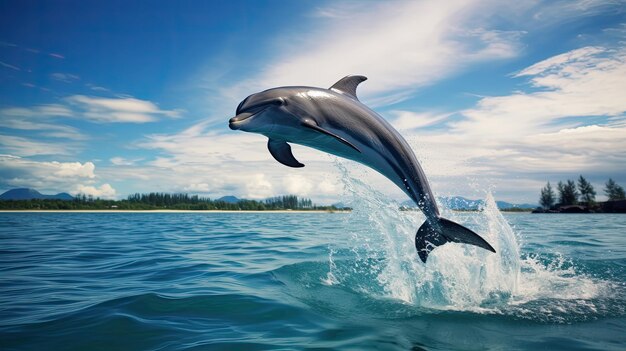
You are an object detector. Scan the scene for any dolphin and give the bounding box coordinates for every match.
[229,75,495,263]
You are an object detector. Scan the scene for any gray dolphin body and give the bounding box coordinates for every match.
[229,75,495,262]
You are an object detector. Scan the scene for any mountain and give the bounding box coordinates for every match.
[52,192,74,201]
[0,188,74,201]
[401,196,536,210]
[216,195,240,204]
[495,200,536,209]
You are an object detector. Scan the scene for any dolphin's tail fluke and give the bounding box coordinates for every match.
[415,217,496,263]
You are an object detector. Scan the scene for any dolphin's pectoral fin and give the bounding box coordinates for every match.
[329,75,367,101]
[301,119,361,153]
[267,139,304,168]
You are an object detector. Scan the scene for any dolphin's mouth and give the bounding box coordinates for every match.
[228,112,255,130]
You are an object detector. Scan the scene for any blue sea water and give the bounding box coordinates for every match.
[1,179,626,350]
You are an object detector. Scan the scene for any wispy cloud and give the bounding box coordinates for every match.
[0,118,86,140]
[66,95,182,123]
[1,96,182,131]
[85,83,110,92]
[0,40,66,58]
[0,104,81,141]
[109,156,142,166]
[531,0,626,23]
[453,46,626,137]
[389,111,452,131]
[411,45,626,201]
[218,0,525,109]
[0,104,73,118]
[0,60,20,71]
[50,72,80,83]
[0,135,75,156]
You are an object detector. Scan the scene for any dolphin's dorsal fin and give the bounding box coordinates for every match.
[329,75,367,100]
[268,139,304,168]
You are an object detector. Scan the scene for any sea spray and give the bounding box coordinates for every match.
[330,160,615,320]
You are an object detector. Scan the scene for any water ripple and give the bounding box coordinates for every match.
[1,206,625,350]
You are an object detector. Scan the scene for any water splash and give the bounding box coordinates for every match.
[321,246,339,286]
[328,160,617,322]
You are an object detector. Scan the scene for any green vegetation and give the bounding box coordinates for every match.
[577,175,596,205]
[499,207,532,212]
[0,192,341,211]
[557,179,579,206]
[537,176,625,213]
[605,178,626,201]
[539,182,556,209]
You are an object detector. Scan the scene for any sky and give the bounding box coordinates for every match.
[0,0,625,205]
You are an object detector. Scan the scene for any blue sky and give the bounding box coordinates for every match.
[1,0,625,204]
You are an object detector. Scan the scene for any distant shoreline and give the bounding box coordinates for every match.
[0,209,350,213]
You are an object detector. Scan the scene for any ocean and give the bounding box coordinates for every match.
[1,180,625,350]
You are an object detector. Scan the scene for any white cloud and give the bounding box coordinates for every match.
[143,42,625,203]
[0,104,73,118]
[211,0,525,114]
[74,183,116,199]
[109,157,137,166]
[0,119,85,141]
[531,0,626,23]
[0,104,85,141]
[54,161,96,178]
[183,183,211,193]
[0,135,74,156]
[113,124,345,202]
[153,44,625,204]
[0,96,183,158]
[405,45,626,202]
[389,111,452,130]
[0,104,84,154]
[66,95,182,123]
[0,104,87,143]
[0,97,183,126]
[284,174,314,195]
[245,174,274,199]
[318,177,339,195]
[102,1,625,204]
[0,155,111,196]
[451,46,626,137]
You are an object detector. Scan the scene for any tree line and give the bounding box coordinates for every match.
[0,192,339,211]
[539,176,625,209]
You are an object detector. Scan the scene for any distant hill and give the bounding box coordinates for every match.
[401,196,536,210]
[216,195,240,204]
[495,200,536,210]
[0,188,74,201]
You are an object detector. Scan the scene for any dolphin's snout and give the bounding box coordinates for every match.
[229,112,254,130]
[228,117,239,130]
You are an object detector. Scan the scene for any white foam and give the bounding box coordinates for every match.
[329,160,613,320]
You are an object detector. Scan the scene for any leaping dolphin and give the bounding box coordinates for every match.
[229,75,495,263]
